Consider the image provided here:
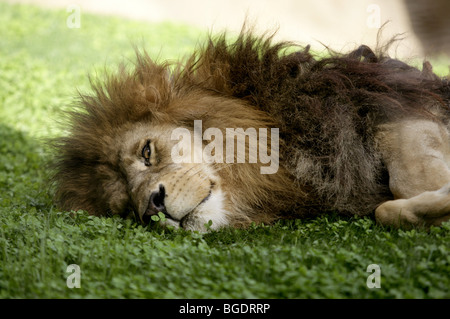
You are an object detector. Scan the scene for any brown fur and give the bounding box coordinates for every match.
[51,29,450,230]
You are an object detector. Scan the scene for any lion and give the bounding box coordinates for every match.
[52,30,450,232]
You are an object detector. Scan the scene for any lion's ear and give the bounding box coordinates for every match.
[133,50,172,106]
[136,83,163,105]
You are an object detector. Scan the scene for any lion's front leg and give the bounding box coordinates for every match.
[375,119,450,228]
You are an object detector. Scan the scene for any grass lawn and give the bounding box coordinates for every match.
[0,2,449,299]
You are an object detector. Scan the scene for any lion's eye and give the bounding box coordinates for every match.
[142,140,151,166]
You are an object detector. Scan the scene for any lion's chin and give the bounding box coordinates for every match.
[156,188,230,232]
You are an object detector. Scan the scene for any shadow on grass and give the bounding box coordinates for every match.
[0,122,53,212]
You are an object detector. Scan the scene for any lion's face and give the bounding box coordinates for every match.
[53,50,300,232]
[115,123,229,231]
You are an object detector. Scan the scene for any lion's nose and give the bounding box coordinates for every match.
[150,184,166,212]
[142,184,167,223]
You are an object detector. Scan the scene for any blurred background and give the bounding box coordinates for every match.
[4,0,450,59]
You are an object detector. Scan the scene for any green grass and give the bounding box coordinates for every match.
[0,2,449,299]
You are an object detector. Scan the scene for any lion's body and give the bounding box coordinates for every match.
[52,31,450,231]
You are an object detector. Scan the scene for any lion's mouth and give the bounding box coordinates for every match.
[141,181,214,226]
[198,187,212,206]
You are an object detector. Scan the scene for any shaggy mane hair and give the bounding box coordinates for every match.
[176,31,450,216]
[52,30,450,221]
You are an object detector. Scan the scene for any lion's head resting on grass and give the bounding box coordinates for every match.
[53,30,450,231]
[52,38,298,231]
